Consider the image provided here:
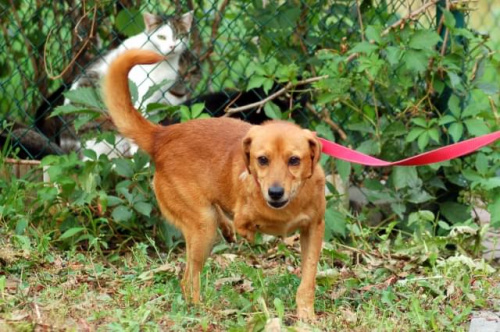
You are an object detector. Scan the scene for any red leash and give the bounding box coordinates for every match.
[319,131,500,167]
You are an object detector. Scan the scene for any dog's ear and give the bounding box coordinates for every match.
[304,130,321,177]
[242,132,253,174]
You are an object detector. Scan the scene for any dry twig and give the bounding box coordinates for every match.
[43,2,97,80]
[305,103,347,141]
[199,0,231,62]
[381,0,440,36]
[225,75,328,115]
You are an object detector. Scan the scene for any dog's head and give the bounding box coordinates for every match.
[242,121,321,209]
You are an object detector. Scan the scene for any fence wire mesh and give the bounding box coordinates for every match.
[0,0,498,160]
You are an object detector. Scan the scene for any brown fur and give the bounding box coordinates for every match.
[104,49,326,320]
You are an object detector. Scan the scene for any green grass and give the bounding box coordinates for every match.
[1,229,498,331]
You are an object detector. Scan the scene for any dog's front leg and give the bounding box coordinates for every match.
[234,214,256,242]
[296,218,325,320]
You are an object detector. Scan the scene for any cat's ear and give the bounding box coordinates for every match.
[143,13,160,32]
[179,11,194,31]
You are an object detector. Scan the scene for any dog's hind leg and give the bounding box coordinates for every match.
[154,178,218,303]
[179,207,218,303]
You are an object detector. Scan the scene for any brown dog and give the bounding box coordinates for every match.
[104,49,326,320]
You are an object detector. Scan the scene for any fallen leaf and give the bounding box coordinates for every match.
[340,307,357,323]
[264,318,281,332]
[214,276,243,290]
[236,279,254,293]
[284,234,300,247]
[316,269,339,280]
[218,309,239,316]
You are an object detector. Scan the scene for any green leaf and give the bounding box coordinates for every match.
[408,210,435,226]
[428,128,440,143]
[273,298,285,319]
[64,87,103,110]
[464,119,490,137]
[277,7,301,29]
[247,76,267,91]
[115,9,145,37]
[51,104,95,117]
[489,195,500,228]
[391,202,406,218]
[263,78,274,94]
[482,178,500,190]
[191,103,205,119]
[412,117,428,128]
[346,122,375,134]
[385,46,403,66]
[440,202,470,224]
[336,159,351,184]
[113,159,134,178]
[350,41,379,54]
[462,169,483,182]
[448,122,463,142]
[264,102,282,120]
[139,79,171,107]
[407,189,434,204]
[442,10,456,29]
[112,206,133,223]
[417,131,430,150]
[406,128,425,142]
[59,227,85,240]
[447,95,461,118]
[447,72,462,90]
[325,209,346,239]
[134,202,152,217]
[15,217,28,235]
[392,166,419,190]
[179,105,191,122]
[129,80,139,106]
[83,149,97,161]
[409,30,441,50]
[462,103,483,118]
[438,115,457,125]
[385,121,406,137]
[438,220,451,230]
[403,49,429,74]
[74,114,100,132]
[107,195,124,207]
[365,25,382,44]
[475,153,489,175]
[315,123,334,141]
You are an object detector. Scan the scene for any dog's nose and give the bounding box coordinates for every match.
[268,186,284,200]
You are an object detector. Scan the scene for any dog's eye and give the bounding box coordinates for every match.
[257,156,269,166]
[288,156,301,166]
[157,35,167,40]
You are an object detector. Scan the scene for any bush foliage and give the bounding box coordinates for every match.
[0,1,499,252]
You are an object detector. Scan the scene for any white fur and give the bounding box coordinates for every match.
[63,12,193,159]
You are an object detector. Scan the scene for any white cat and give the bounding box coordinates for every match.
[61,11,194,157]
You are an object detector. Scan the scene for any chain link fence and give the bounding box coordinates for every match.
[0,0,498,161]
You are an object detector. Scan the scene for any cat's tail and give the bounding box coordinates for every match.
[104,49,163,156]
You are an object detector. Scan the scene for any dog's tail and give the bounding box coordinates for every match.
[104,49,163,156]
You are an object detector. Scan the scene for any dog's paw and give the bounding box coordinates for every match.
[235,225,256,243]
[221,228,236,243]
[296,307,315,321]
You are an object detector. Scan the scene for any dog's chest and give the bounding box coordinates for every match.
[252,213,310,237]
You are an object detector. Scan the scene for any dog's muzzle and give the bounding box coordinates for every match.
[267,199,289,209]
[267,186,289,209]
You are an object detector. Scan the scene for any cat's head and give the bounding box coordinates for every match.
[143,11,193,56]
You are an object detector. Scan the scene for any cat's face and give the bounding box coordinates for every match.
[143,11,193,56]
